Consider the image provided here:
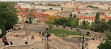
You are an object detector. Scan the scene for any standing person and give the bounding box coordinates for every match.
[25,41,28,44]
[2,37,5,42]
[32,36,34,40]
[39,32,41,36]
[4,40,9,46]
[10,41,13,45]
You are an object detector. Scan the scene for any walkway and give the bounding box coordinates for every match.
[67,35,91,38]
[87,40,100,49]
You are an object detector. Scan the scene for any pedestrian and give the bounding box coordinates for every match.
[10,41,13,45]
[39,32,41,35]
[42,32,45,37]
[4,40,9,46]
[2,37,5,42]
[32,36,34,40]
[25,41,28,44]
[42,38,43,41]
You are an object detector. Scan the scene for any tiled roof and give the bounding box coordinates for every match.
[105,16,111,19]
[17,6,63,19]
[77,15,96,20]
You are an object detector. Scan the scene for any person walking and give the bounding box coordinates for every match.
[10,41,13,45]
[25,41,28,44]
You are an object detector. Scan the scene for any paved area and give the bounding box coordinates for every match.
[0,38,4,48]
[0,32,42,48]
[87,40,100,49]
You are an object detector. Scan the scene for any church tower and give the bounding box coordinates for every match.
[72,0,75,7]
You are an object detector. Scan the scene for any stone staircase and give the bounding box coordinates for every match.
[31,41,45,49]
[49,39,74,49]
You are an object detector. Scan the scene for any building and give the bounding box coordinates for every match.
[76,12,111,25]
[76,14,96,25]
[16,6,62,23]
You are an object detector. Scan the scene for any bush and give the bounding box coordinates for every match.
[98,40,111,49]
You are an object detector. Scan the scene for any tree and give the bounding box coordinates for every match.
[98,40,111,49]
[27,12,35,23]
[104,29,111,40]
[0,2,18,37]
[95,12,100,24]
[81,21,90,29]
[74,15,76,17]
[90,19,109,32]
[107,19,111,31]
[70,18,79,28]
[46,15,59,24]
[69,13,72,19]
[107,19,111,25]
[50,8,52,10]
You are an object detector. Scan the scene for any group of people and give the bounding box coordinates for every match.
[2,36,13,46]
[27,35,35,40]
[39,32,46,41]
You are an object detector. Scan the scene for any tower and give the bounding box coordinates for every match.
[75,1,80,14]
[72,0,75,7]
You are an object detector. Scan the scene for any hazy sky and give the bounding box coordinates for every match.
[0,0,111,1]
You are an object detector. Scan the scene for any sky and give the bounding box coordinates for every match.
[0,0,111,1]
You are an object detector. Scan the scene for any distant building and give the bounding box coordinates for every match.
[76,12,111,25]
[76,14,96,25]
[16,6,62,23]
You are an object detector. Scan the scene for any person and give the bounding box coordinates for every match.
[42,32,45,37]
[31,36,34,40]
[42,38,43,41]
[25,41,28,44]
[2,37,5,42]
[4,40,9,46]
[39,32,41,35]
[10,41,13,45]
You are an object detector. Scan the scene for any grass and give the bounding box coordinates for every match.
[47,29,91,37]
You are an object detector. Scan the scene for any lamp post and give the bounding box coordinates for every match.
[46,32,50,49]
[46,28,50,49]
[82,35,84,49]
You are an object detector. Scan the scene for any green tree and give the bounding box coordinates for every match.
[70,18,79,28]
[27,12,35,23]
[81,21,90,29]
[0,2,18,36]
[73,15,76,17]
[107,19,111,25]
[50,8,52,10]
[95,12,100,24]
[104,29,111,40]
[46,15,59,24]
[90,19,109,32]
[69,13,72,19]
[107,19,111,31]
[98,40,111,49]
